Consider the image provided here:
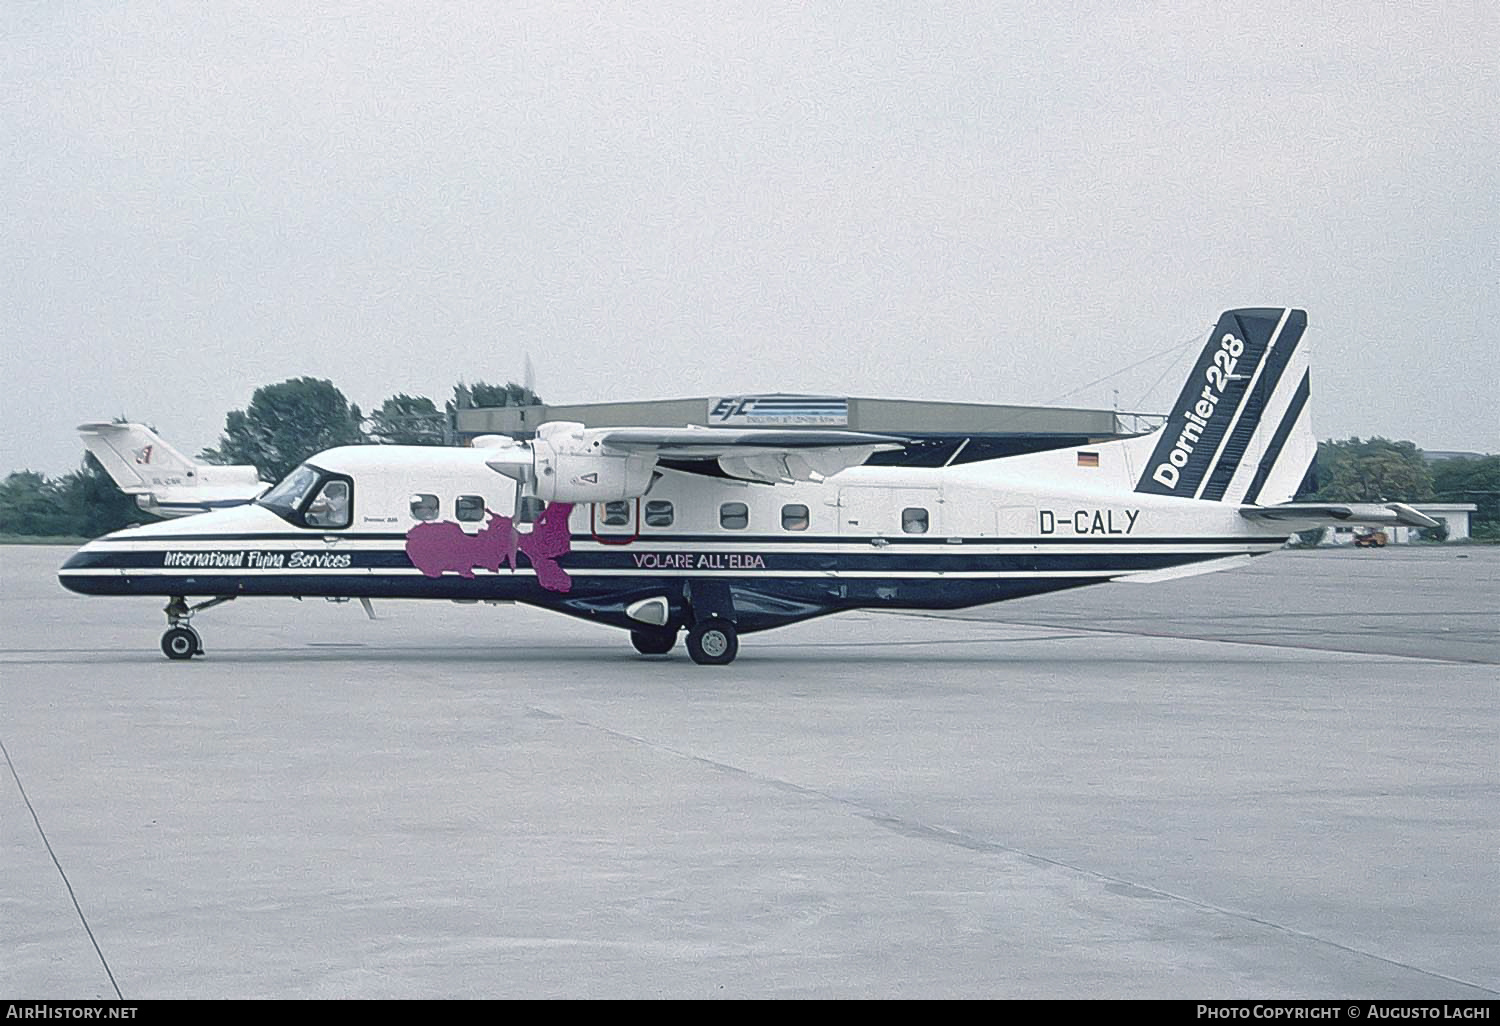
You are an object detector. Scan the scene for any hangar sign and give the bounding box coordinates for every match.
[708,395,849,426]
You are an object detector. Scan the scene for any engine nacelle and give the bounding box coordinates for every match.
[530,422,656,503]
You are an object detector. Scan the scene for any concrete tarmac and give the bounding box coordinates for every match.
[2,544,1496,998]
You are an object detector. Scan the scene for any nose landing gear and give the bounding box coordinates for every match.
[161,625,201,660]
[160,595,235,660]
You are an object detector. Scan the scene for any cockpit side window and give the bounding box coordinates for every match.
[304,479,352,529]
[258,464,352,528]
[258,464,320,515]
[410,493,440,521]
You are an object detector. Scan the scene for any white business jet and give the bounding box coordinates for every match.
[77,422,268,518]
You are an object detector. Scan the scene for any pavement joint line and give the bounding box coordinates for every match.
[1,735,124,1000]
[531,705,1500,998]
[884,610,1495,666]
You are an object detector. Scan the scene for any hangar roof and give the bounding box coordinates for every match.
[455,394,1138,440]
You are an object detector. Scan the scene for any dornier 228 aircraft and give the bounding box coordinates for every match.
[60,308,1436,665]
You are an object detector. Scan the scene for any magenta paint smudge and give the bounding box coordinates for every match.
[404,503,574,592]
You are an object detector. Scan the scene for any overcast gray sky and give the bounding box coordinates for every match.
[4,1,1496,477]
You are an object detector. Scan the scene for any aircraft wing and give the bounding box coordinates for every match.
[1239,502,1439,528]
[596,427,906,483]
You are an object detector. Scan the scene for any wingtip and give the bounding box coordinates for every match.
[1387,503,1440,529]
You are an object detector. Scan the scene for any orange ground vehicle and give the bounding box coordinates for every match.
[1353,529,1388,548]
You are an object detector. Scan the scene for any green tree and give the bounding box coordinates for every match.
[367,393,445,446]
[0,456,149,538]
[51,453,153,537]
[1313,437,1433,503]
[447,379,542,414]
[0,470,70,536]
[201,377,365,484]
[1430,454,1500,540]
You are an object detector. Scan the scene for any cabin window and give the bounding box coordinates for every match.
[781,504,810,531]
[601,500,631,527]
[720,502,749,530]
[518,496,546,525]
[645,500,674,527]
[304,479,352,529]
[455,495,485,523]
[902,507,929,534]
[410,493,439,521]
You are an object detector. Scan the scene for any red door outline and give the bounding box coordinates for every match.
[590,499,640,546]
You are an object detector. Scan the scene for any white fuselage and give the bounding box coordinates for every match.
[59,436,1292,636]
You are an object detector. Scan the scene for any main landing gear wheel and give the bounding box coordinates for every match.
[161,626,201,660]
[686,620,738,666]
[630,629,677,656]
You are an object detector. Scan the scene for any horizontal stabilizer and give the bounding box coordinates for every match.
[1239,502,1439,528]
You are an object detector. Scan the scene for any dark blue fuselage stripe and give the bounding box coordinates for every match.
[58,570,1118,637]
[57,567,1180,602]
[97,531,1273,546]
[1241,371,1312,507]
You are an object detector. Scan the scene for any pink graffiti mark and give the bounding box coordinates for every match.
[404,503,575,593]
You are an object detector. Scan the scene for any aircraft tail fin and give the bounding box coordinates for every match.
[1133,308,1313,506]
[77,422,265,517]
[78,422,197,493]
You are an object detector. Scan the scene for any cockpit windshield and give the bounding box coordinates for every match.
[257,464,321,517]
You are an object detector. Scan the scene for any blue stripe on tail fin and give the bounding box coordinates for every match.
[1135,309,1308,502]
[1240,370,1312,506]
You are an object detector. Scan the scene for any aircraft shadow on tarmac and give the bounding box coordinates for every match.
[35,633,1403,669]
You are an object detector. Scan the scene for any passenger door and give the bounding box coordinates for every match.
[837,487,942,544]
[590,498,640,545]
